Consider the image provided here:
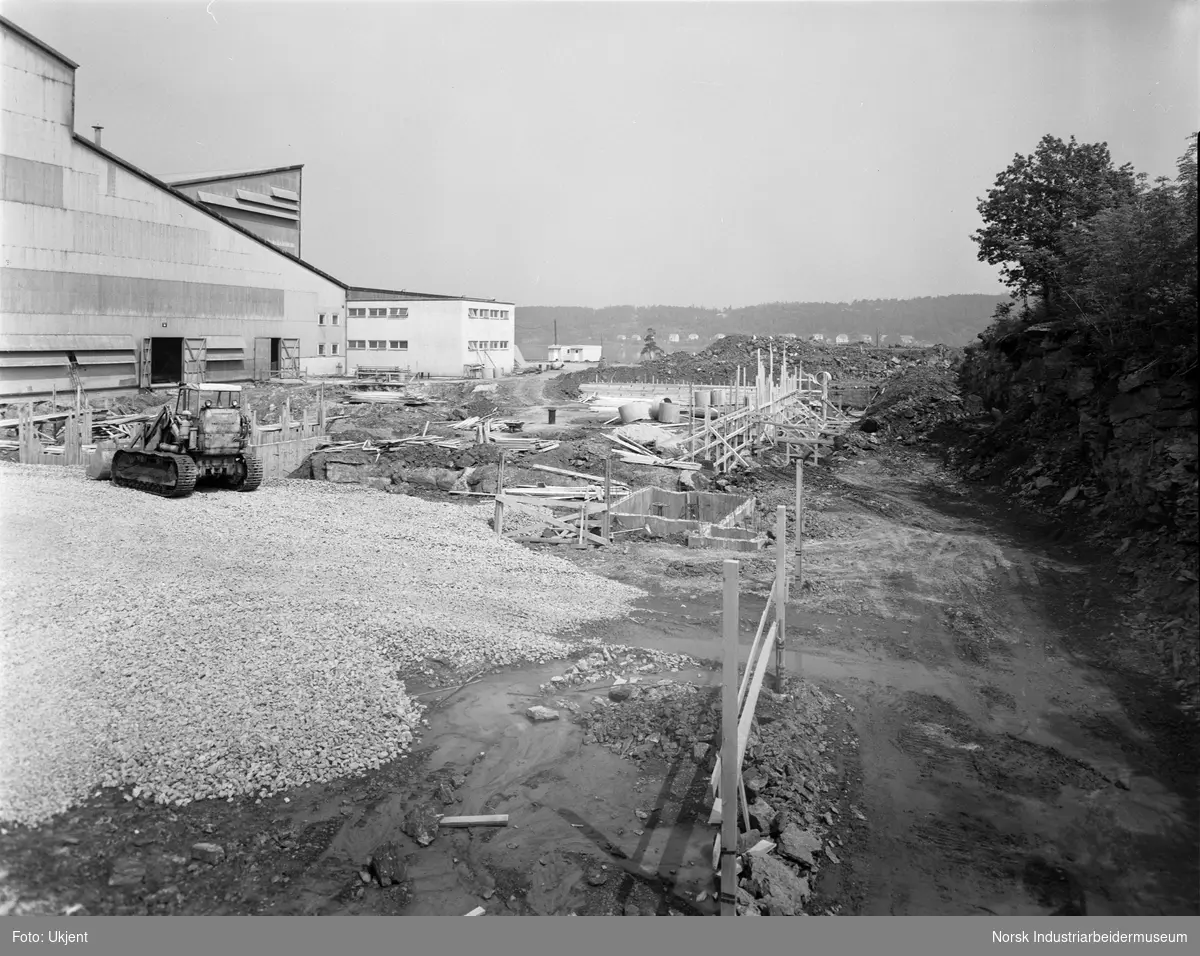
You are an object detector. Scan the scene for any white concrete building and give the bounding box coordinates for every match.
[835,334,850,345]
[547,344,602,362]
[345,288,514,378]
[0,17,348,397]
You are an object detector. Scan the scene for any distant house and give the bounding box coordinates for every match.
[616,334,627,341]
[668,333,680,343]
[713,333,726,340]
[899,335,915,346]
[811,333,825,342]
[688,333,700,341]
[835,334,850,345]
[548,344,602,362]
[859,334,873,344]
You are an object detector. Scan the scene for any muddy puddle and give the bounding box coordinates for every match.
[263,660,723,915]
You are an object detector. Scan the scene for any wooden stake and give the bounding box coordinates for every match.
[603,457,612,543]
[796,458,804,590]
[720,559,739,916]
[494,451,507,537]
[775,505,787,688]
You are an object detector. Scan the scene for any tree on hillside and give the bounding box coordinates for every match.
[1062,135,1198,361]
[640,327,665,361]
[972,135,1139,308]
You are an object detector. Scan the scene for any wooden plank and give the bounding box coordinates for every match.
[796,459,804,589]
[439,814,509,827]
[529,463,608,483]
[719,559,739,916]
[775,505,787,686]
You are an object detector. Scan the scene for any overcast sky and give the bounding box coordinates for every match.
[4,0,1197,307]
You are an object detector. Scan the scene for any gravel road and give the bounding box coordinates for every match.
[0,464,643,827]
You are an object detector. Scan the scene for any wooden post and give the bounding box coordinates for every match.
[775,505,787,689]
[689,383,694,448]
[318,382,326,434]
[603,456,612,544]
[494,451,506,537]
[796,459,804,590]
[719,559,740,916]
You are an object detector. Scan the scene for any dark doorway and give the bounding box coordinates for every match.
[150,337,183,384]
[270,337,281,374]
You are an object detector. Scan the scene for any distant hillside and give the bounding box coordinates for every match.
[515,294,1010,362]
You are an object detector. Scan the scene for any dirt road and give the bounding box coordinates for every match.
[602,450,1199,915]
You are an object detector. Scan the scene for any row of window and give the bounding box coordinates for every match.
[316,343,340,356]
[318,313,340,326]
[468,340,510,350]
[347,340,408,351]
[469,308,510,319]
[347,307,409,318]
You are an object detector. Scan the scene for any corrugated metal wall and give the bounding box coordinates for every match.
[0,22,345,400]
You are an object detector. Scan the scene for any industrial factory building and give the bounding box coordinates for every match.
[0,16,514,399]
[345,289,515,378]
[163,165,304,259]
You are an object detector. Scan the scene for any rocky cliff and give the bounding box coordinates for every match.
[955,318,1198,704]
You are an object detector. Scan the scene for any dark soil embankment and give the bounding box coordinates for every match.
[558,335,961,408]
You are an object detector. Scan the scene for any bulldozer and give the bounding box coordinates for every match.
[108,383,263,498]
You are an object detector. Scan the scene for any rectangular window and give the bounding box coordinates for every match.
[348,340,366,349]
[368,308,387,318]
[317,343,326,355]
[467,340,477,349]
[318,313,326,326]
[500,341,509,349]
[369,340,386,350]
[331,343,339,355]
[468,308,478,317]
[388,307,408,318]
[349,308,366,318]
[390,340,408,350]
[332,313,340,326]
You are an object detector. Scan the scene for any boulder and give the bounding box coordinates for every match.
[190,843,225,865]
[748,853,810,915]
[402,806,440,847]
[776,824,820,869]
[747,799,774,832]
[526,706,561,722]
[368,841,407,886]
[108,856,147,887]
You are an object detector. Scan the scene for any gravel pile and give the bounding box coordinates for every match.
[0,464,642,827]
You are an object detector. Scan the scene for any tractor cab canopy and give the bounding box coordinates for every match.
[177,383,244,415]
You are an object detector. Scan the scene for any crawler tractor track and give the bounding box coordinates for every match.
[229,454,264,492]
[110,450,199,498]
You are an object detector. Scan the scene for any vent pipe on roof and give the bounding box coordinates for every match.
[91,125,103,146]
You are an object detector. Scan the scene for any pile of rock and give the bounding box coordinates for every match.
[565,334,960,394]
[536,646,703,697]
[577,683,718,762]
[857,365,965,445]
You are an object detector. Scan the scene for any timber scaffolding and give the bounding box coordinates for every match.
[579,346,855,473]
[4,386,330,481]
